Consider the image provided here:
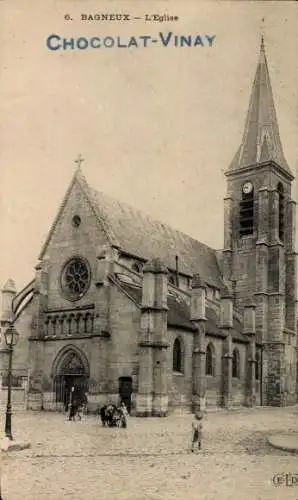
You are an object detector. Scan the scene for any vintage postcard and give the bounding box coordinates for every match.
[0,0,298,499]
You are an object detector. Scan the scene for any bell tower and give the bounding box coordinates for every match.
[223,37,297,406]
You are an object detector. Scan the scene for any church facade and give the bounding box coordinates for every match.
[1,40,297,415]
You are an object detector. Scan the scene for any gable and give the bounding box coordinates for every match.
[39,170,118,261]
[39,168,224,290]
[40,178,111,310]
[47,180,108,250]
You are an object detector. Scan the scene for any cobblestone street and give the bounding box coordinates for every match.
[1,406,298,500]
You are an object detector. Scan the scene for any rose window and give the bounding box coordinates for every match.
[60,257,91,301]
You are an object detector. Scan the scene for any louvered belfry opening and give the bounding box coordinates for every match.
[239,188,254,237]
[277,182,285,241]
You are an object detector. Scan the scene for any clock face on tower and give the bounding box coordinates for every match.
[242,181,253,195]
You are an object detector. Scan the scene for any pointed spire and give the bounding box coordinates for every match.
[229,38,291,174]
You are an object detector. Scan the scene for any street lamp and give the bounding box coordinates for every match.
[4,325,19,440]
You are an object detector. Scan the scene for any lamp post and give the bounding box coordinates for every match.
[4,325,19,440]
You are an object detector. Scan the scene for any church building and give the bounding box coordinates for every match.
[1,39,297,415]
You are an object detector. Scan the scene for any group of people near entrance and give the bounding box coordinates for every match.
[66,389,204,451]
[99,402,129,428]
[67,391,88,421]
[66,390,129,429]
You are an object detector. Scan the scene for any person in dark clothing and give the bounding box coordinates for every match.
[68,387,78,421]
[191,413,203,452]
[68,402,76,421]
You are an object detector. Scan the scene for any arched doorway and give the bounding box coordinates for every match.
[119,377,133,414]
[53,348,89,411]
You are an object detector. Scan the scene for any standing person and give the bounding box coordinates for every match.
[77,392,88,421]
[68,386,76,421]
[120,401,128,417]
[69,398,78,421]
[191,412,203,453]
[81,391,88,414]
[120,401,128,428]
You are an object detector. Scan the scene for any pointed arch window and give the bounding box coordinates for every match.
[255,350,260,381]
[277,182,285,241]
[206,342,215,376]
[173,338,183,373]
[60,351,86,375]
[232,348,240,379]
[240,184,254,236]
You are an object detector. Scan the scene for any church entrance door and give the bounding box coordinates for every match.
[60,375,88,411]
[119,377,133,414]
[54,350,89,411]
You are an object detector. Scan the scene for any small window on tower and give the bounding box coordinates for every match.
[277,183,285,241]
[239,182,254,237]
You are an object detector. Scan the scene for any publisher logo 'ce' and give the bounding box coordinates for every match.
[272,473,298,487]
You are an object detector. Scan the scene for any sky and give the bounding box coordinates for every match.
[0,0,298,293]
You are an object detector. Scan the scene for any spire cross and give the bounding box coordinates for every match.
[260,17,265,51]
[74,154,84,169]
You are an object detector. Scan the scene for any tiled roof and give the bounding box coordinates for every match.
[205,306,246,342]
[119,282,247,343]
[38,168,225,291]
[88,186,224,289]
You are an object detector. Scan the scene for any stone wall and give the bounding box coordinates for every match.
[45,179,109,311]
[106,283,140,398]
[9,297,37,373]
[205,336,223,407]
[167,328,193,411]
